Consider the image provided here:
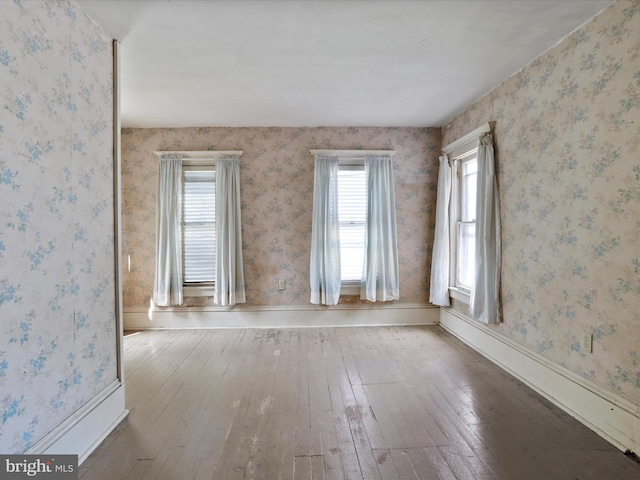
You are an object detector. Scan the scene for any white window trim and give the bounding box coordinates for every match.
[154,150,243,162]
[310,149,395,295]
[449,286,471,304]
[182,165,216,292]
[442,122,493,304]
[442,124,491,159]
[340,282,361,296]
[154,150,243,297]
[183,285,215,297]
[451,148,477,293]
[310,149,395,159]
[338,163,365,289]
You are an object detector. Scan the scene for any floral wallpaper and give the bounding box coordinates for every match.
[0,1,117,453]
[443,0,640,406]
[121,127,440,308]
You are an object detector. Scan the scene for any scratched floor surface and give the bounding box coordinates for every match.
[79,326,640,479]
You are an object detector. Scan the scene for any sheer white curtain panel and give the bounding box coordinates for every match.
[310,156,341,305]
[361,156,399,302]
[471,133,501,323]
[429,155,451,306]
[153,157,183,306]
[214,156,246,306]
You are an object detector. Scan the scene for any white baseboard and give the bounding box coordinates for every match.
[123,303,439,330]
[27,380,128,464]
[440,308,640,455]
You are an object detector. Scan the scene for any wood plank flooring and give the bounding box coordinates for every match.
[80,326,640,479]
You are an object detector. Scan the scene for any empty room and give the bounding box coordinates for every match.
[1,0,639,479]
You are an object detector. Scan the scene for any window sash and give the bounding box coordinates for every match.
[456,221,475,291]
[450,150,478,293]
[338,166,366,282]
[182,167,216,284]
[461,160,477,222]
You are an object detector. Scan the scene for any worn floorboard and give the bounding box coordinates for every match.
[80,326,640,479]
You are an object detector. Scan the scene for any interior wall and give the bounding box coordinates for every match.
[121,127,440,308]
[443,0,640,406]
[0,1,118,453]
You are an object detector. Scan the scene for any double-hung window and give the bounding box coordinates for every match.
[452,149,478,293]
[432,122,499,321]
[153,150,245,306]
[338,164,366,285]
[309,149,399,304]
[182,165,216,285]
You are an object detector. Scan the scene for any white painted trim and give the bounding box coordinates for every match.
[123,303,438,330]
[440,308,640,455]
[448,287,470,304]
[183,285,215,296]
[113,40,125,383]
[154,150,243,159]
[26,380,128,464]
[310,149,395,157]
[340,283,360,295]
[442,122,494,154]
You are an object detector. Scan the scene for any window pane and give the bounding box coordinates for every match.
[340,223,366,281]
[457,222,475,290]
[183,169,216,283]
[338,168,366,282]
[461,159,477,222]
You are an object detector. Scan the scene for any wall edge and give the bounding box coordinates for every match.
[26,380,127,464]
[439,307,639,455]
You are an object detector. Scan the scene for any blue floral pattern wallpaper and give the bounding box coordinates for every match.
[121,127,441,308]
[0,1,117,453]
[443,0,640,406]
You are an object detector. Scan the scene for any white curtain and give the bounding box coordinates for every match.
[429,155,451,306]
[153,157,183,306]
[361,156,399,302]
[310,155,341,305]
[214,156,246,306]
[471,133,501,323]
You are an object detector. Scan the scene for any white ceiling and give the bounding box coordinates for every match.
[76,0,612,128]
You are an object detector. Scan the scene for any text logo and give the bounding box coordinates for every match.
[1,455,77,479]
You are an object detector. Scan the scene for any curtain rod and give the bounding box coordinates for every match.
[154,150,243,159]
[442,121,495,154]
[309,149,395,158]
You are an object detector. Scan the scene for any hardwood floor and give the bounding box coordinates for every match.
[79,326,640,479]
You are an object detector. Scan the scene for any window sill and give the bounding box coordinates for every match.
[449,286,470,304]
[341,282,360,296]
[183,285,214,297]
